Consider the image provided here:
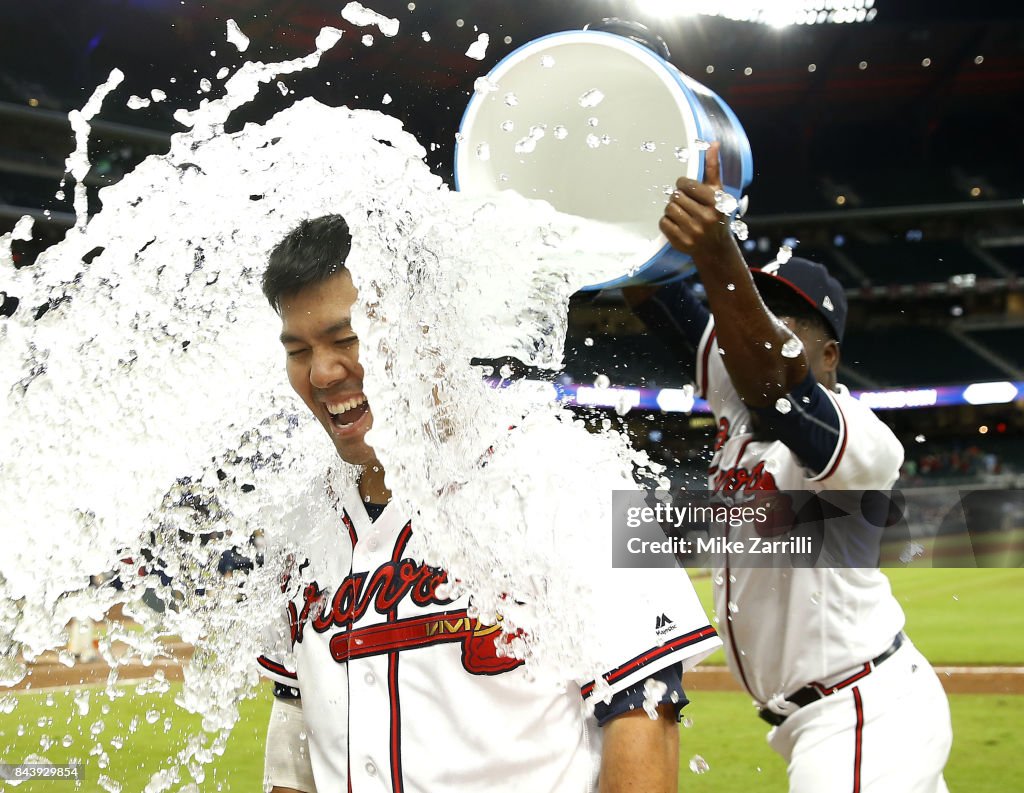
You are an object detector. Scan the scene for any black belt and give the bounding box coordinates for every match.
[758,633,904,727]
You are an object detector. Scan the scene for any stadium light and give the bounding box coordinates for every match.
[963,382,1019,406]
[626,0,878,27]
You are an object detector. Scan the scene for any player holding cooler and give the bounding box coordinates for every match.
[255,216,721,793]
[626,143,952,792]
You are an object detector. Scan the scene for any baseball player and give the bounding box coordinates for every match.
[256,215,722,793]
[626,144,953,792]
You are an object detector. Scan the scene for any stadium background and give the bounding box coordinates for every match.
[1,1,1022,791]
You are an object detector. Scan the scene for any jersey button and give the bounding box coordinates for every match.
[365,761,378,777]
[364,671,375,685]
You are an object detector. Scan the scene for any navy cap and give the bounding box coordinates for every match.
[750,257,848,343]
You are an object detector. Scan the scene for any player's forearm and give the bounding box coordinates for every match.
[598,707,679,793]
[690,236,806,406]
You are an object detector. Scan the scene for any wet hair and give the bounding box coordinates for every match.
[262,214,352,313]
[757,279,837,343]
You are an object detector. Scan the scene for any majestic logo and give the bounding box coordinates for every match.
[655,613,675,635]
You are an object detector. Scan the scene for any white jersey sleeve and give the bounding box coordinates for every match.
[579,565,720,705]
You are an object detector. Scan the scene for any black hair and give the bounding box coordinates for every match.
[757,279,837,343]
[262,215,352,313]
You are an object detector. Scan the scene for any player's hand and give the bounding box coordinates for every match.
[660,141,734,260]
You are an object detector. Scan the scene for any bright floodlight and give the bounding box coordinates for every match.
[631,0,878,26]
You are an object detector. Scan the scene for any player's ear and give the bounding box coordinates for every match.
[823,338,840,373]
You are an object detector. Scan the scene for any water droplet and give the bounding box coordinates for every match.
[915,434,926,443]
[498,172,509,182]
[583,337,594,347]
[600,135,611,145]
[514,137,537,154]
[952,594,959,602]
[726,283,736,291]
[475,143,490,161]
[540,55,555,68]
[775,397,792,415]
[810,591,821,605]
[145,710,160,724]
[640,141,657,152]
[674,146,690,162]
[90,718,106,736]
[764,341,773,350]
[45,693,55,707]
[781,337,803,358]
[689,755,710,774]
[586,134,600,149]
[499,364,513,380]
[594,374,611,389]
[727,601,738,614]
[578,89,605,108]
[421,31,431,42]
[693,139,711,151]
[776,244,794,264]
[681,716,693,728]
[553,125,568,140]
[276,81,289,96]
[713,573,724,585]
[503,92,518,107]
[472,77,497,95]
[714,189,738,215]
[0,695,16,714]
[730,219,749,241]
[62,734,74,747]
[728,574,736,583]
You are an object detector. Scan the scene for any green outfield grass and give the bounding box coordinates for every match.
[688,567,1024,666]
[2,685,1021,792]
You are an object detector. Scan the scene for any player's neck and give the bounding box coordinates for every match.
[358,461,391,505]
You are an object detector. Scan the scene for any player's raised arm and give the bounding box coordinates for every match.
[660,142,808,407]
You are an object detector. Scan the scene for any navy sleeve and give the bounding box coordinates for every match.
[750,370,842,477]
[592,662,688,727]
[631,280,711,385]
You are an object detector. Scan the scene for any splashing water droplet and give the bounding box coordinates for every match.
[810,591,821,605]
[775,398,792,415]
[726,283,736,291]
[674,146,690,162]
[915,434,926,443]
[584,337,594,347]
[514,137,537,155]
[776,244,794,264]
[730,219,749,241]
[62,734,74,747]
[200,78,212,93]
[90,719,105,737]
[361,34,374,46]
[225,19,250,53]
[579,89,605,108]
[473,77,498,95]
[145,710,160,725]
[952,594,959,602]
[600,135,611,145]
[150,89,167,102]
[764,341,773,350]
[640,141,657,152]
[504,92,518,107]
[727,601,738,614]
[642,677,668,719]
[713,573,724,586]
[714,190,738,215]
[594,374,611,389]
[693,139,711,151]
[682,715,693,728]
[421,31,431,42]
[540,55,555,68]
[276,81,289,96]
[587,117,599,127]
[475,142,490,161]
[586,134,600,149]
[465,33,489,60]
[499,120,514,132]
[553,125,568,140]
[689,755,710,775]
[781,337,803,358]
[341,2,400,36]
[499,364,513,380]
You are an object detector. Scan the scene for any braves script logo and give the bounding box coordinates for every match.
[286,548,523,675]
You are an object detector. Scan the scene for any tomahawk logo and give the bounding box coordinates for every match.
[655,613,675,635]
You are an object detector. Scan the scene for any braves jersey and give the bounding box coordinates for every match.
[258,474,720,793]
[638,282,906,708]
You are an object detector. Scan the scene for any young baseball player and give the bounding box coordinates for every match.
[626,144,953,792]
[256,215,722,793]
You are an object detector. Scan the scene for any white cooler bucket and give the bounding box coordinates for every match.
[455,30,753,290]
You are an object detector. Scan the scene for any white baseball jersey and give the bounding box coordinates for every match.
[258,475,720,793]
[694,318,907,706]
